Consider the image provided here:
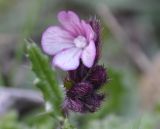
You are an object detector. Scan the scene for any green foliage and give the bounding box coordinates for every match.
[0,111,56,129]
[26,41,63,117]
[24,111,56,129]
[0,111,159,129]
[0,0,15,13]
[0,111,31,129]
[86,113,160,129]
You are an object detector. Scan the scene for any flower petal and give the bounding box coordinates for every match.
[53,47,82,71]
[81,40,96,68]
[82,20,95,41]
[58,11,83,36]
[41,26,74,55]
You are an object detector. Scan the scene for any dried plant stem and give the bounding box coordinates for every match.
[97,4,152,73]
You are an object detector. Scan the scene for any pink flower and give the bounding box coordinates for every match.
[41,11,96,71]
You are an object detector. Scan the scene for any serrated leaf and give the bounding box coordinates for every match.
[26,41,63,116]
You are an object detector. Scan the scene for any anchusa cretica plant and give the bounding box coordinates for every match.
[41,10,109,114]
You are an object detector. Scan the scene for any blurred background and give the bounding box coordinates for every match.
[0,0,160,129]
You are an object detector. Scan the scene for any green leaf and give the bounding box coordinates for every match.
[26,41,63,116]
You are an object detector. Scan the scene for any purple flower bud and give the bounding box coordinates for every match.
[64,65,108,113]
[83,93,105,112]
[67,82,93,98]
[68,62,89,82]
[63,98,85,113]
[88,65,108,89]
[63,93,104,113]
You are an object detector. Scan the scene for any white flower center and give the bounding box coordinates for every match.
[74,36,87,48]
